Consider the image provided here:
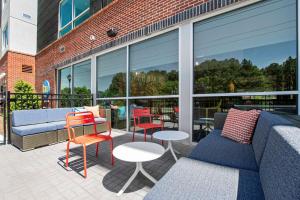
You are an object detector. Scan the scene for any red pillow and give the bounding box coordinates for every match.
[221,108,260,144]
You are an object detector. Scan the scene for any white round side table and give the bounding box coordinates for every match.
[153,130,189,161]
[113,142,165,196]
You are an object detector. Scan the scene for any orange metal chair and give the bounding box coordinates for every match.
[65,111,114,178]
[132,108,164,141]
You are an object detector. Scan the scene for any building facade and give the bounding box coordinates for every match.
[0,0,37,91]
[35,0,298,142]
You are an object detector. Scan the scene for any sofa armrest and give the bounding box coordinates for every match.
[214,112,227,130]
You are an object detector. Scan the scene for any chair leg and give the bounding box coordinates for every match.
[83,144,87,178]
[110,139,114,166]
[66,141,70,168]
[151,128,153,141]
[96,143,99,157]
[132,127,135,141]
[144,129,147,141]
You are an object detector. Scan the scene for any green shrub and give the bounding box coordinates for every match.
[10,80,41,111]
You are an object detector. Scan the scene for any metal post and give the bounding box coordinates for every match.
[6,91,11,144]
[3,92,6,144]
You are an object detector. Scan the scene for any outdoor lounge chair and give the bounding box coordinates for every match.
[65,111,114,178]
[132,108,164,141]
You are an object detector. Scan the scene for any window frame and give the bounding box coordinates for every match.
[58,0,90,38]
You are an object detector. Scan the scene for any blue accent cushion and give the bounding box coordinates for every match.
[12,123,57,136]
[46,108,73,122]
[259,125,300,200]
[118,106,126,120]
[12,109,48,127]
[144,158,264,200]
[252,111,292,166]
[189,129,258,171]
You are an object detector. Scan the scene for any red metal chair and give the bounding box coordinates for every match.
[65,111,114,178]
[132,108,164,141]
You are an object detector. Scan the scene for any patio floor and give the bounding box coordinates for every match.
[0,131,194,200]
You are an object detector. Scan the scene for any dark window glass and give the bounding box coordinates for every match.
[74,0,90,17]
[130,30,179,96]
[58,66,72,94]
[73,60,91,95]
[129,98,179,132]
[74,11,90,27]
[192,95,297,142]
[59,0,72,27]
[193,0,297,94]
[97,48,127,97]
[59,24,72,37]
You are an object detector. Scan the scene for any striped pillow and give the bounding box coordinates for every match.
[221,108,260,144]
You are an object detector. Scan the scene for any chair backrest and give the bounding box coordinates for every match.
[133,108,151,126]
[173,106,179,113]
[65,111,96,140]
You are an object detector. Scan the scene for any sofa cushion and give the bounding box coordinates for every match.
[49,121,67,130]
[189,129,258,171]
[259,125,300,200]
[46,108,73,122]
[12,109,48,127]
[12,123,57,136]
[144,157,264,200]
[222,108,260,144]
[84,105,100,118]
[252,111,292,166]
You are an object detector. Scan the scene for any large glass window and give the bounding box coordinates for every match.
[96,48,127,98]
[59,0,72,28]
[59,0,90,37]
[2,24,8,50]
[129,30,179,96]
[192,0,297,142]
[58,66,72,94]
[73,60,91,95]
[193,0,297,94]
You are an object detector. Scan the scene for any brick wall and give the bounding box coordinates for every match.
[0,51,35,91]
[36,0,211,93]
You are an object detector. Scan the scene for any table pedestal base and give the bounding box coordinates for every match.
[165,141,180,161]
[117,162,157,196]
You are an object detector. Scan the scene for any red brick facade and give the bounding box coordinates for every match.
[35,0,208,93]
[0,51,35,92]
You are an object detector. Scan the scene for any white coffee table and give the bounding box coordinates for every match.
[153,130,189,161]
[113,142,165,196]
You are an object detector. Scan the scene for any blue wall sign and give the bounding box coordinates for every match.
[42,80,51,95]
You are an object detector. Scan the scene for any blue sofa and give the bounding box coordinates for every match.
[11,108,111,151]
[144,111,300,200]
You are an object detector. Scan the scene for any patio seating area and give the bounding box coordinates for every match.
[0,0,300,199]
[0,131,193,200]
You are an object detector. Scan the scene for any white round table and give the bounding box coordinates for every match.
[113,142,165,196]
[153,130,189,161]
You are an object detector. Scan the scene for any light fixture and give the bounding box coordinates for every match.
[107,27,118,37]
[59,45,65,53]
[90,35,96,41]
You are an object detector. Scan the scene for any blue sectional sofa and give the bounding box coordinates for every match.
[144,111,300,200]
[11,108,111,151]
